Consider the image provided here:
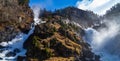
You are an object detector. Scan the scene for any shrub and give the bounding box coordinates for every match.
[50,38,57,48]
[32,36,41,47]
[45,48,54,57]
[18,0,29,5]
[51,27,57,33]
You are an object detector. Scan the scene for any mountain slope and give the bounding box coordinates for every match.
[0,0,33,42]
[55,7,100,28]
[104,3,120,22]
[24,12,100,61]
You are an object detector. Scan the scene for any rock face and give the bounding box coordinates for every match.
[104,3,120,23]
[24,13,100,61]
[0,0,33,42]
[104,3,120,19]
[55,7,100,28]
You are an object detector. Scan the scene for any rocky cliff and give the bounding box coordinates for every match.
[23,13,100,61]
[0,0,33,42]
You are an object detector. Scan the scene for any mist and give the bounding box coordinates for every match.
[92,20,119,49]
[32,5,41,25]
[84,18,120,61]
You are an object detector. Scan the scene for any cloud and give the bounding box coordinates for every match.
[76,0,120,15]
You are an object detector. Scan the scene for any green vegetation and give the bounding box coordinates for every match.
[45,48,54,57]
[50,38,57,47]
[32,36,41,48]
[47,16,52,20]
[58,20,79,31]
[69,23,79,31]
[18,0,29,5]
[58,20,68,29]
[51,27,57,33]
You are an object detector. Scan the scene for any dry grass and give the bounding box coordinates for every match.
[45,57,75,61]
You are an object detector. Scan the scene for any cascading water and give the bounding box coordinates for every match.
[32,6,41,25]
[0,26,35,61]
[83,20,120,61]
[0,6,43,61]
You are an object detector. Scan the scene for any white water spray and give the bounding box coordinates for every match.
[32,6,41,25]
[32,6,46,25]
[92,21,119,49]
[84,20,120,61]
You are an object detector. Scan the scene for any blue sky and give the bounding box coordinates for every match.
[29,0,120,15]
[76,0,120,15]
[29,0,81,10]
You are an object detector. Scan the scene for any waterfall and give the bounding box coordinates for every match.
[0,26,35,61]
[0,6,44,61]
[83,20,120,61]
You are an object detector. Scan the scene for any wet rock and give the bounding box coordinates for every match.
[0,45,5,49]
[6,52,16,57]
[14,48,20,53]
[95,55,101,61]
[0,57,3,60]
[80,49,100,61]
[17,56,26,61]
[0,49,4,53]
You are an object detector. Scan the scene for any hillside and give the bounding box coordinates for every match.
[105,3,120,18]
[54,7,100,28]
[23,13,100,61]
[0,0,33,42]
[103,3,120,22]
[0,0,102,61]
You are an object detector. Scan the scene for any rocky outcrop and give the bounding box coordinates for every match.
[55,7,100,28]
[24,14,100,61]
[0,0,33,42]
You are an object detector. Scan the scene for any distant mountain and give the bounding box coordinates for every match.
[55,7,100,28]
[104,3,120,21]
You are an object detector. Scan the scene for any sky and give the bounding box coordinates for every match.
[29,0,80,10]
[30,0,120,15]
[76,0,120,15]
